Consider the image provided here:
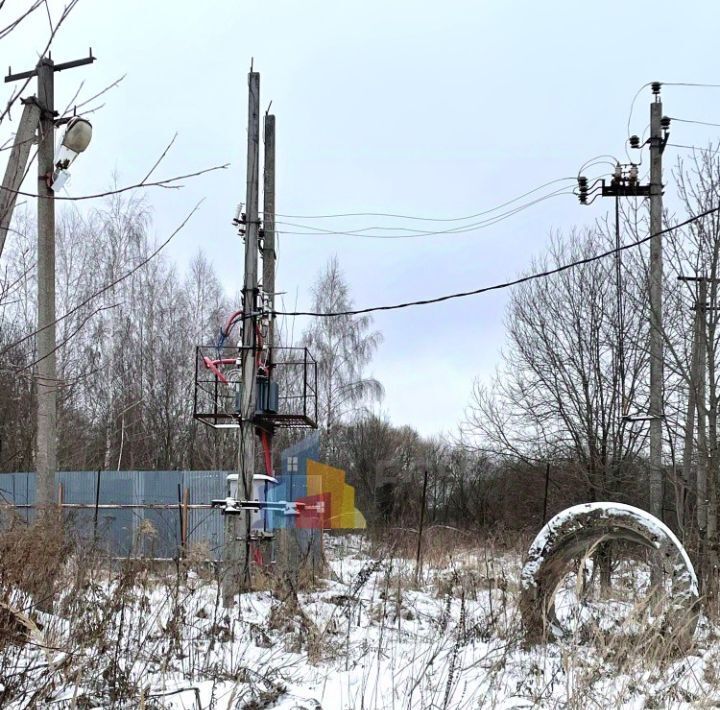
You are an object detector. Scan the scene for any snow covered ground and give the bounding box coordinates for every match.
[3,532,720,708]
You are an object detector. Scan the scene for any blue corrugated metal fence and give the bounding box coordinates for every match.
[0,471,231,559]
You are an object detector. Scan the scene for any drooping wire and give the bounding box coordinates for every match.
[261,177,576,222]
[273,204,720,318]
[628,82,720,141]
[577,156,619,177]
[626,82,654,155]
[669,117,720,128]
[662,82,720,89]
[274,187,574,239]
[666,143,720,155]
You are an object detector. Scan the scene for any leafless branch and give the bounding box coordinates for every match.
[1,199,204,356]
[4,163,228,201]
[140,132,178,185]
[0,0,82,126]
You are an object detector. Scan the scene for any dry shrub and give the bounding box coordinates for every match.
[267,589,332,662]
[0,511,73,608]
[367,524,525,568]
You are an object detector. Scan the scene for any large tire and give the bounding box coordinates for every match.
[520,502,699,648]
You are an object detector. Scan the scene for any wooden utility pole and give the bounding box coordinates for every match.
[648,84,665,520]
[679,280,701,531]
[677,275,715,536]
[262,113,293,575]
[262,113,276,356]
[5,53,95,511]
[0,99,40,259]
[697,279,709,536]
[262,115,323,583]
[223,70,261,606]
[414,469,429,584]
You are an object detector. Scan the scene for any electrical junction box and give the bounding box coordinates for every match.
[232,378,280,415]
[256,378,279,414]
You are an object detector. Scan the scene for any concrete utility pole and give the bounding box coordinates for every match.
[5,52,95,510]
[678,276,711,533]
[223,70,261,605]
[577,84,670,525]
[648,85,665,520]
[0,99,41,260]
[35,58,57,509]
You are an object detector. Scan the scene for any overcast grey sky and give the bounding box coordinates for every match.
[6,0,720,436]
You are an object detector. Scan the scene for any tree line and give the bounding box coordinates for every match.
[4,151,720,571]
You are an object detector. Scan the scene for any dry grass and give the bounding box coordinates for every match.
[1,517,720,707]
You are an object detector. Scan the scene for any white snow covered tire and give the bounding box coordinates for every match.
[520,502,700,648]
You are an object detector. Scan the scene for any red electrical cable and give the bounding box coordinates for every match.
[202,357,231,384]
[260,430,273,476]
[252,545,264,566]
[222,309,244,336]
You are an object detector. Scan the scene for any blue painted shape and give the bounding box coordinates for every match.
[267,433,321,530]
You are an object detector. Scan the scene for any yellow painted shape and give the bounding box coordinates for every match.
[306,459,365,529]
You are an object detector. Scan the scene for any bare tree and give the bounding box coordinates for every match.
[465,226,649,505]
[302,256,384,459]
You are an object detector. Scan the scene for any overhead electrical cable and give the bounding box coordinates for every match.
[577,156,620,176]
[627,82,654,150]
[260,177,576,222]
[662,82,720,89]
[669,117,720,128]
[274,205,720,318]
[628,82,720,145]
[274,187,576,239]
[667,143,720,155]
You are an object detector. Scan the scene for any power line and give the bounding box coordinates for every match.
[623,80,720,161]
[274,187,574,238]
[670,117,720,128]
[260,177,576,222]
[274,205,720,318]
[577,155,619,175]
[663,82,720,89]
[667,143,720,155]
[627,82,653,151]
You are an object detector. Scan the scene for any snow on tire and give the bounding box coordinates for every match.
[520,502,700,648]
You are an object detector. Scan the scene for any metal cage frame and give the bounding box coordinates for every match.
[193,345,318,430]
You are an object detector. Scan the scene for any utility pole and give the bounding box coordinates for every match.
[648,83,666,521]
[0,99,41,259]
[262,112,294,579]
[678,275,712,536]
[36,58,57,510]
[239,69,261,589]
[5,52,95,511]
[262,113,276,377]
[223,70,261,605]
[696,278,708,538]
[577,82,670,521]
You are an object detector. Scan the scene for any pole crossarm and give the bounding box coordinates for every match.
[5,50,95,83]
[601,182,652,198]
